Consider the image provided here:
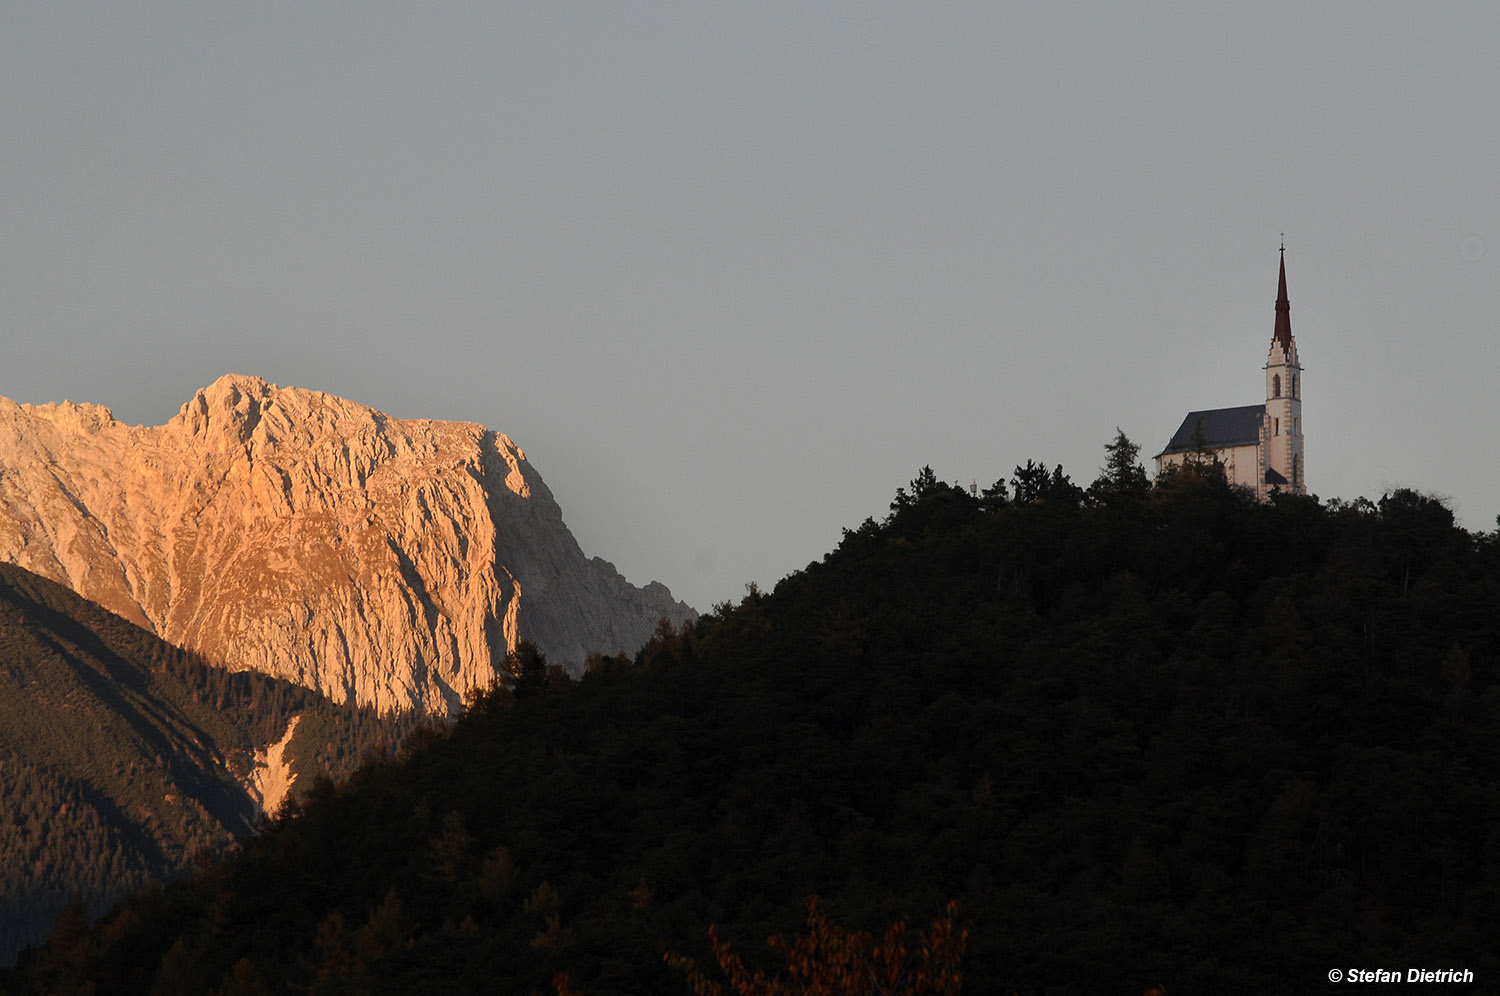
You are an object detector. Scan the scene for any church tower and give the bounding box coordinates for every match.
[1155,244,1310,499]
[1262,244,1305,494]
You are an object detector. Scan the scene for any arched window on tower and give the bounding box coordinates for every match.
[1272,374,1282,398]
[1291,374,1298,398]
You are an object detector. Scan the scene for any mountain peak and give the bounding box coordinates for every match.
[0,378,692,713]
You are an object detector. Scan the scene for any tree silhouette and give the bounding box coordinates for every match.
[504,641,549,695]
[1091,428,1150,501]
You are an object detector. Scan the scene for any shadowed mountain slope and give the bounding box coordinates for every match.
[0,562,418,965]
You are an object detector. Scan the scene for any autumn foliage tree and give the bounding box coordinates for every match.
[666,897,967,996]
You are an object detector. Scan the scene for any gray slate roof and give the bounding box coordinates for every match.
[1156,405,1264,457]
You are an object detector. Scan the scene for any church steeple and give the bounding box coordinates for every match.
[1272,241,1293,354]
[1154,243,1307,499]
[1263,242,1304,495]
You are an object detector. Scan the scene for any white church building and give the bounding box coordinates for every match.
[1154,248,1306,500]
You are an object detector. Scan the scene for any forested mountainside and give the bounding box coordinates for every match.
[7,454,1499,995]
[0,563,422,965]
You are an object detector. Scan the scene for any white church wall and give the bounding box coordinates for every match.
[1155,442,1262,493]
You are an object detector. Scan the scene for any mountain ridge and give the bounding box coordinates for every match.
[0,374,693,713]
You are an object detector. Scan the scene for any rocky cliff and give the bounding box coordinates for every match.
[0,375,693,713]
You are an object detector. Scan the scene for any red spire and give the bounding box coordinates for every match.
[1272,243,1293,353]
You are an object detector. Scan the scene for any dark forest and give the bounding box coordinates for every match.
[7,443,1498,994]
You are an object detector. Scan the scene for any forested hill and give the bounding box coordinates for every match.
[7,460,1500,995]
[0,563,421,965]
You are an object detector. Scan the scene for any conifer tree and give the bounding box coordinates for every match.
[1091,428,1150,501]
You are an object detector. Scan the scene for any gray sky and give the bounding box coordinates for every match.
[4,3,1498,612]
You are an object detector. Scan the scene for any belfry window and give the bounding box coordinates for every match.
[1272,374,1281,398]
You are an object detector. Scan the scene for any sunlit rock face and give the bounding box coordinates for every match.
[0,375,692,713]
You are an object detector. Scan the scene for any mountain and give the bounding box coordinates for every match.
[0,561,420,966]
[0,375,693,713]
[7,468,1497,995]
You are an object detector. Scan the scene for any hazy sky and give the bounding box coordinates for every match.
[4,4,1498,612]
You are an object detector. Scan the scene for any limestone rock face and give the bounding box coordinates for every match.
[0,375,693,713]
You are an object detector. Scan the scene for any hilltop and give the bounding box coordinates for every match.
[7,459,1499,994]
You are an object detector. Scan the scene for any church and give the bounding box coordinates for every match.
[1154,247,1306,500]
